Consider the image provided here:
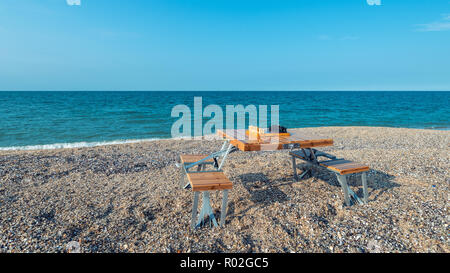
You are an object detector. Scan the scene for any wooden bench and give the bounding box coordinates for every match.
[319,159,369,175]
[186,172,233,191]
[178,154,217,189]
[179,154,232,229]
[187,171,232,228]
[290,150,369,206]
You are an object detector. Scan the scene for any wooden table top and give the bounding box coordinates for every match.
[217,129,333,151]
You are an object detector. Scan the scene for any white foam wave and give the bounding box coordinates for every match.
[0,138,163,151]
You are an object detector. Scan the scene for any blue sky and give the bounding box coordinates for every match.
[0,0,449,91]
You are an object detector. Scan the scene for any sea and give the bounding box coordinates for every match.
[0,91,448,150]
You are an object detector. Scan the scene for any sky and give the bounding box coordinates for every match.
[0,0,449,91]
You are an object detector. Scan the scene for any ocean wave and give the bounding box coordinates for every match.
[0,138,163,151]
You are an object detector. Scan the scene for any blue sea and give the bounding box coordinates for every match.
[0,91,448,150]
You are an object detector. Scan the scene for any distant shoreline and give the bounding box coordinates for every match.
[1,126,449,152]
[1,91,448,149]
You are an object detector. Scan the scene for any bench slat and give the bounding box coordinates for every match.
[187,172,233,191]
[180,154,215,164]
[319,159,369,175]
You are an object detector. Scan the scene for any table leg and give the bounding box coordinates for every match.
[362,172,368,204]
[191,192,199,229]
[337,175,351,206]
[180,165,186,189]
[220,190,229,226]
[291,156,298,181]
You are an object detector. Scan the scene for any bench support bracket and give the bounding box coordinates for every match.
[191,189,230,229]
[195,191,218,228]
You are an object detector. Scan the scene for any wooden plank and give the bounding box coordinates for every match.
[189,184,231,191]
[319,159,369,175]
[335,167,369,175]
[191,184,233,191]
[180,154,214,163]
[187,172,233,191]
[187,172,228,180]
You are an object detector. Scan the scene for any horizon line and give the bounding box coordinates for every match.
[1,90,449,92]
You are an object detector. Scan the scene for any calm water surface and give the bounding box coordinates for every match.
[0,91,448,150]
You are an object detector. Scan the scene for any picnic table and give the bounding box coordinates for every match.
[180,127,369,229]
[183,128,334,171]
[181,128,334,228]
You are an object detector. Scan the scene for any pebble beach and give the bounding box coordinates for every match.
[0,127,448,253]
